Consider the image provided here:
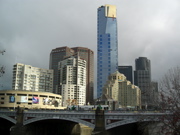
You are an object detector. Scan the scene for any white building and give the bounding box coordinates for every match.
[12,63,53,92]
[58,56,86,106]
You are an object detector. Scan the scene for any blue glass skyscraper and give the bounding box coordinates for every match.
[97,5,118,98]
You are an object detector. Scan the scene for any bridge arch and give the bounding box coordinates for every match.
[24,116,95,129]
[106,118,159,130]
[0,114,16,124]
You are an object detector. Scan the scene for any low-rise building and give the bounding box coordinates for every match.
[0,90,63,110]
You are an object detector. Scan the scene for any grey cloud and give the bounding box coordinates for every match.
[0,0,180,90]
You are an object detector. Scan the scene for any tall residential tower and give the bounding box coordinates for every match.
[49,46,94,104]
[58,56,86,106]
[97,5,118,98]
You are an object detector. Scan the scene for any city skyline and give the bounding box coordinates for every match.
[0,1,180,96]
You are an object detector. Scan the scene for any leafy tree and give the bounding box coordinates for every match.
[66,99,78,106]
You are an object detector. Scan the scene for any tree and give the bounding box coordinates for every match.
[66,99,78,106]
[0,50,5,77]
[159,66,180,135]
[71,99,78,106]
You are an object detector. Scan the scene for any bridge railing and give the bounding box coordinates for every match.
[0,108,173,114]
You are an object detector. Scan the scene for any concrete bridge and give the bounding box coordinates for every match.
[0,109,168,131]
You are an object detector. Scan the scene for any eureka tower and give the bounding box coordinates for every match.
[97,5,118,98]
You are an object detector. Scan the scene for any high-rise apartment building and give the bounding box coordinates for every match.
[12,63,53,92]
[103,71,141,109]
[118,66,133,84]
[71,47,94,104]
[134,57,151,107]
[97,5,118,98]
[58,56,86,106]
[50,47,74,94]
[49,46,94,104]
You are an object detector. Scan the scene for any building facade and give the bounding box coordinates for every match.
[118,66,133,84]
[49,46,94,104]
[134,57,151,108]
[58,56,86,106]
[12,63,53,92]
[71,47,94,104]
[150,81,159,105]
[49,47,74,94]
[103,71,141,109]
[0,90,63,109]
[97,5,118,98]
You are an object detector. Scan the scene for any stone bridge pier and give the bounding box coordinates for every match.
[10,106,25,135]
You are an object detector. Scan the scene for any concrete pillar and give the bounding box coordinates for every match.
[10,106,25,135]
[92,107,107,135]
[71,124,81,135]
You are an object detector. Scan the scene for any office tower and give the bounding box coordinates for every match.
[49,46,94,104]
[134,57,151,108]
[118,66,133,84]
[97,5,118,98]
[12,63,53,92]
[58,56,86,106]
[103,71,141,109]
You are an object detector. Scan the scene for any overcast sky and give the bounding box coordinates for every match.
[0,0,180,92]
